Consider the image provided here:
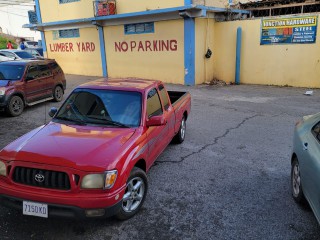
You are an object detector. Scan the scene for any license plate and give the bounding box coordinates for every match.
[23,201,48,218]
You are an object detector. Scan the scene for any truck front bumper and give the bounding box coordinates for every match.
[0,194,122,219]
[0,176,126,219]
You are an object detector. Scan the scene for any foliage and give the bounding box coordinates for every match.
[0,36,18,49]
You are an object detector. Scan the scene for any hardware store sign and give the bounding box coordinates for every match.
[261,16,318,45]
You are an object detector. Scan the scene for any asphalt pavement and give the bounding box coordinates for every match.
[0,75,319,240]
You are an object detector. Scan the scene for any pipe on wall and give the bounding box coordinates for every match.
[235,27,242,85]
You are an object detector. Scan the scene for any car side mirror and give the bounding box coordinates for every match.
[146,116,167,127]
[48,107,58,117]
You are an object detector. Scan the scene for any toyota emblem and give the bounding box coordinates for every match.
[35,174,45,183]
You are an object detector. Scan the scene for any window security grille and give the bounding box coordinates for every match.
[59,0,80,4]
[124,22,154,35]
[58,29,80,38]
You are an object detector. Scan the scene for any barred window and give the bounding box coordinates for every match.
[59,0,80,4]
[59,29,80,38]
[124,22,154,35]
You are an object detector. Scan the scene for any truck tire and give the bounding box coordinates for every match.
[115,167,148,220]
[53,85,63,102]
[6,95,24,117]
[173,116,186,144]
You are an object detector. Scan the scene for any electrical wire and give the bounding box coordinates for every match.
[0,9,28,17]
[0,2,33,5]
[0,5,34,9]
[0,3,34,6]
[0,3,33,5]
[0,1,34,6]
[0,7,34,12]
[0,6,34,12]
[0,0,33,3]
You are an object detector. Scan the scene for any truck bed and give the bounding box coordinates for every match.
[167,91,188,106]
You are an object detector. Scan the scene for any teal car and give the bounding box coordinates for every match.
[291,113,320,224]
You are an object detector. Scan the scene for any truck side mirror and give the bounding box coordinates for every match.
[48,107,58,117]
[146,116,167,127]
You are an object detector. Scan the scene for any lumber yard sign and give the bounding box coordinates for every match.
[49,42,96,52]
[261,16,318,45]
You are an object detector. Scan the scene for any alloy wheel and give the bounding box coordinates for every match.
[180,118,186,140]
[122,177,145,213]
[292,163,301,197]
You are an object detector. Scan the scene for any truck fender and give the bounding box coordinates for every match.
[118,145,142,187]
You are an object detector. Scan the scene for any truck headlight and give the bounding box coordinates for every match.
[0,161,6,176]
[81,170,117,189]
[0,87,6,96]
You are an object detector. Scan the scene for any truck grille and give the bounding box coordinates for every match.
[12,167,71,190]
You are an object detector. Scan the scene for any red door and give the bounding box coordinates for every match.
[24,65,47,103]
[145,88,167,166]
[158,84,175,141]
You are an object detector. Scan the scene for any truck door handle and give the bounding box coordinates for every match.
[303,142,308,151]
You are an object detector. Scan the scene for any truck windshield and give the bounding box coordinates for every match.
[55,89,142,127]
[0,65,25,80]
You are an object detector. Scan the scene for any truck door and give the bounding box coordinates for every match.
[146,88,167,163]
[158,84,175,140]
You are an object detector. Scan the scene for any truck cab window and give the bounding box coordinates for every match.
[158,84,170,111]
[147,88,163,118]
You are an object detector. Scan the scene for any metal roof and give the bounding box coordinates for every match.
[239,0,319,7]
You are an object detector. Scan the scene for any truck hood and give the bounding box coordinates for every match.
[0,122,136,171]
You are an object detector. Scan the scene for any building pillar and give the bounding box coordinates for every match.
[98,26,108,77]
[184,17,195,86]
[35,0,47,57]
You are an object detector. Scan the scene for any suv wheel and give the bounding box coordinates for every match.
[7,95,24,117]
[53,86,63,102]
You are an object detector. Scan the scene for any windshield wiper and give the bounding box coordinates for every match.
[86,116,130,128]
[54,116,87,125]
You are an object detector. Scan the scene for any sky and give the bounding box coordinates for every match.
[0,0,41,41]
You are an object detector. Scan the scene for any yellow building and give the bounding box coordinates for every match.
[24,0,320,87]
[24,0,248,85]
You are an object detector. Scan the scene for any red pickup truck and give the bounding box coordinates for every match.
[0,78,191,220]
